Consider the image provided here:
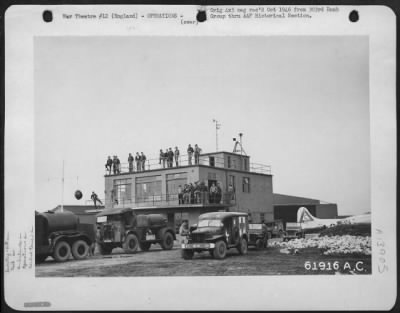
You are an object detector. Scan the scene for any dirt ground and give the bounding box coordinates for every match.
[36,239,371,277]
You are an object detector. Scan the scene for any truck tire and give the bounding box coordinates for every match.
[237,238,248,255]
[213,240,227,259]
[181,249,194,260]
[161,232,174,250]
[53,241,71,262]
[35,254,47,264]
[255,239,263,250]
[98,243,113,255]
[71,240,89,260]
[123,234,139,253]
[139,242,151,251]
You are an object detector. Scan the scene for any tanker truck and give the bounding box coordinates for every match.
[35,211,96,263]
[95,208,176,254]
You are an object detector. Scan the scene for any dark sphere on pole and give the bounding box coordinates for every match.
[75,190,83,200]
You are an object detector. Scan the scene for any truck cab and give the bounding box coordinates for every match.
[96,208,176,254]
[181,212,249,260]
[248,223,268,249]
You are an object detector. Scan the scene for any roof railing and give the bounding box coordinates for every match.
[105,153,271,175]
[87,192,236,209]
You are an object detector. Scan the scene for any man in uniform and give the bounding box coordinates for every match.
[167,148,174,168]
[141,152,147,171]
[187,144,194,165]
[128,153,134,173]
[91,191,103,209]
[105,156,112,175]
[135,152,141,172]
[174,146,180,167]
[194,144,201,165]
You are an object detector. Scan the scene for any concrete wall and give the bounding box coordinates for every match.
[197,167,273,223]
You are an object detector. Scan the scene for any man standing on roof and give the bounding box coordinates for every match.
[174,146,180,167]
[112,156,119,174]
[105,156,112,175]
[167,148,174,168]
[159,149,166,168]
[187,144,194,165]
[135,152,141,172]
[128,153,134,173]
[194,144,201,165]
[91,191,103,210]
[141,152,147,171]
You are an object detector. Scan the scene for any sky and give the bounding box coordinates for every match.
[34,36,370,215]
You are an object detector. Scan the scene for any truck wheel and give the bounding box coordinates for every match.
[53,241,71,262]
[255,239,263,250]
[237,238,248,255]
[72,240,89,260]
[161,232,174,250]
[213,240,227,259]
[35,254,47,264]
[181,249,194,260]
[139,242,151,251]
[123,234,139,253]
[98,243,113,255]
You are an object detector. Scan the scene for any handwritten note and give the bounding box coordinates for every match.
[4,227,34,272]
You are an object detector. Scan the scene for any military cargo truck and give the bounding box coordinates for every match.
[95,208,176,254]
[35,211,95,263]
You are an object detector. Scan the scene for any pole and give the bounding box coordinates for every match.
[61,160,64,212]
[213,119,221,151]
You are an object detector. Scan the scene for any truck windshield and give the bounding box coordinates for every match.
[198,220,223,228]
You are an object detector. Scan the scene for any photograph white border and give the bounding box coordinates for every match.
[4,5,396,310]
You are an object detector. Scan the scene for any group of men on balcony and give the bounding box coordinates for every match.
[177,181,224,205]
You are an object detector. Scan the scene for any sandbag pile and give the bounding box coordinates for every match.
[269,235,371,256]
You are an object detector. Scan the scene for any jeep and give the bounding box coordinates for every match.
[181,212,249,260]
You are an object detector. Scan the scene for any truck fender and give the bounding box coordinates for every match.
[157,227,176,240]
[125,230,140,242]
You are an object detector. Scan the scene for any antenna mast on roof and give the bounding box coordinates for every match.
[232,133,247,155]
[212,119,221,151]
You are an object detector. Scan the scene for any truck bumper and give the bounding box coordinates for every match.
[181,243,215,249]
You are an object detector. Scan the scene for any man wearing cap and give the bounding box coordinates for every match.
[105,156,112,175]
[128,153,134,173]
[135,152,141,172]
[187,144,194,165]
[167,148,174,168]
[141,152,146,171]
[112,156,119,174]
[174,146,180,167]
[91,191,103,209]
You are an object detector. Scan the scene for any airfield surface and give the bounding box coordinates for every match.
[36,238,371,277]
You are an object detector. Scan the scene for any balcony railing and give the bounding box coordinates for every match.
[86,192,236,209]
[105,154,271,176]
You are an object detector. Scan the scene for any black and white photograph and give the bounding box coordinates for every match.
[4,5,396,310]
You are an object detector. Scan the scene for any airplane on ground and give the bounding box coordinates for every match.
[297,207,371,232]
